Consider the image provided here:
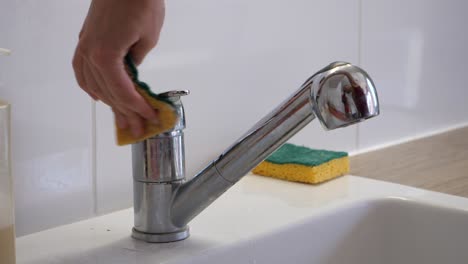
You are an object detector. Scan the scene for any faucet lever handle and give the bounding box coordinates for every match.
[159,90,190,100]
[157,90,189,130]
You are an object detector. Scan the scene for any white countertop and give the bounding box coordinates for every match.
[16,174,468,264]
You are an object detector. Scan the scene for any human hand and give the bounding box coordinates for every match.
[72,0,165,137]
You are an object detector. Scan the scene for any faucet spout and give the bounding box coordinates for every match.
[132,62,379,243]
[171,84,315,227]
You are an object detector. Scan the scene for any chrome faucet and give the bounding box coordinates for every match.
[131,62,379,243]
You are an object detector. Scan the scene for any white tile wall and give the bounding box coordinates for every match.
[358,0,468,149]
[2,0,467,234]
[0,0,94,236]
[96,104,132,214]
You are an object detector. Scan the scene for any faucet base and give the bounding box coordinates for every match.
[131,227,190,243]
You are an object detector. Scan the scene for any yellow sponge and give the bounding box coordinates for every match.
[116,56,178,146]
[252,143,349,184]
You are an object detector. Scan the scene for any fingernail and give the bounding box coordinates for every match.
[132,127,143,138]
[150,110,160,125]
[150,118,160,126]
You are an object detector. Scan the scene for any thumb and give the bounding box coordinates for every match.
[129,38,157,66]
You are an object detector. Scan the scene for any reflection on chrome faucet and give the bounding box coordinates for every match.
[131,62,379,243]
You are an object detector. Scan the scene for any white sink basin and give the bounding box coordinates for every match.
[178,197,468,264]
[16,176,468,264]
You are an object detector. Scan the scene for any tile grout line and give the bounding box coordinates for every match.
[91,100,98,215]
[355,0,363,151]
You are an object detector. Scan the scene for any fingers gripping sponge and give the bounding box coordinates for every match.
[115,56,178,146]
[252,143,349,184]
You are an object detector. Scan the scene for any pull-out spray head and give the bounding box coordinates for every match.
[305,62,379,130]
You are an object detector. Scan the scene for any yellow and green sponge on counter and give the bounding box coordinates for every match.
[252,143,349,184]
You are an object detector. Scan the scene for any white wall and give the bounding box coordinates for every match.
[359,0,468,150]
[0,0,94,236]
[1,0,467,236]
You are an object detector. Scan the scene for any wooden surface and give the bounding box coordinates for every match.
[350,126,468,198]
